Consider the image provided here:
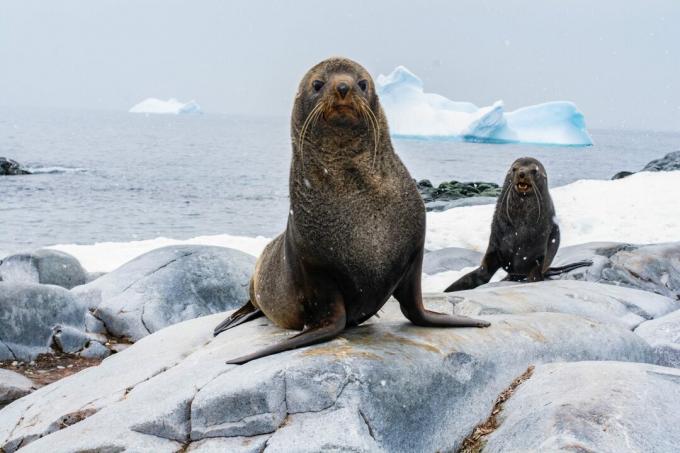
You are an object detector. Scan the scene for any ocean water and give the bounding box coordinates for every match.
[1,107,678,255]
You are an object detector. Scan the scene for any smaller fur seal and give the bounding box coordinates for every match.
[444,157,591,292]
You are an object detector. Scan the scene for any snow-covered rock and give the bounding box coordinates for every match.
[0,283,102,361]
[553,242,680,299]
[72,245,255,341]
[129,98,202,115]
[376,66,592,146]
[484,361,680,453]
[0,287,657,452]
[0,370,34,408]
[635,310,680,368]
[0,249,89,289]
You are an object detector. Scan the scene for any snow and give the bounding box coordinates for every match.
[376,66,593,146]
[426,171,680,252]
[129,98,202,115]
[48,172,679,285]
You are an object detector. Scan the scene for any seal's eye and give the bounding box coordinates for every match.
[358,80,368,91]
[531,168,538,175]
[312,80,325,92]
[512,167,518,172]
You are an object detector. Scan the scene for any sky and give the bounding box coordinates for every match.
[1,0,679,131]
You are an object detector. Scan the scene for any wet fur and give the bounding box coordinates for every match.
[215,57,489,363]
[444,157,591,292]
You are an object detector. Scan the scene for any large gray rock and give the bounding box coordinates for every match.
[0,370,35,408]
[72,245,256,341]
[0,285,657,453]
[422,247,483,275]
[0,249,89,289]
[635,309,680,368]
[553,242,680,299]
[484,361,680,453]
[0,283,98,361]
[446,279,680,331]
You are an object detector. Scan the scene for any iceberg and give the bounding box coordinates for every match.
[376,66,592,146]
[129,98,202,115]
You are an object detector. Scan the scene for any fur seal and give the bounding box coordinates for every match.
[444,157,591,292]
[215,57,489,364]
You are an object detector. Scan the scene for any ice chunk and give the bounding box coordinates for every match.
[129,98,202,115]
[376,66,592,146]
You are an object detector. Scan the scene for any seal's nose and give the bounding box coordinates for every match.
[336,82,350,99]
[518,171,526,179]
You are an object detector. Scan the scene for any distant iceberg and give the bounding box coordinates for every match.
[129,98,202,115]
[376,66,592,146]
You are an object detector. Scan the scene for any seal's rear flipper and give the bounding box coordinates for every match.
[226,297,347,365]
[545,260,593,278]
[213,301,263,336]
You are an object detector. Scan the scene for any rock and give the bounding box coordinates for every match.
[72,245,256,341]
[553,241,680,299]
[422,247,483,275]
[0,157,31,176]
[417,179,501,212]
[635,309,680,368]
[0,249,88,289]
[483,361,680,453]
[611,150,680,179]
[0,283,94,361]
[642,150,680,172]
[0,369,34,408]
[0,286,657,453]
[446,279,679,330]
[611,170,634,180]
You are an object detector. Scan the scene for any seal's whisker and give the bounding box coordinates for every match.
[504,186,514,226]
[359,98,380,168]
[298,102,324,174]
[533,187,543,223]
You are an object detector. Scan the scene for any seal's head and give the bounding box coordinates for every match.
[293,57,380,134]
[508,157,548,195]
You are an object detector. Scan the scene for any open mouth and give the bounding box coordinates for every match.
[516,182,531,193]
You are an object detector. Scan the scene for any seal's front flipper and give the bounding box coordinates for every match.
[213,301,264,336]
[544,260,593,278]
[396,250,490,328]
[444,252,499,292]
[226,296,346,365]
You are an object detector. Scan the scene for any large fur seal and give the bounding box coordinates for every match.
[215,57,489,364]
[444,157,591,292]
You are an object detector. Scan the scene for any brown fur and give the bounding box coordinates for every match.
[216,57,489,364]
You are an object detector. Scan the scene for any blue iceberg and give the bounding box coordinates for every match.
[376,66,592,146]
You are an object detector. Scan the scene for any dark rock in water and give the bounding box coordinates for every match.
[611,170,633,180]
[416,179,501,211]
[642,150,680,172]
[0,157,31,175]
[0,249,89,289]
[0,283,106,361]
[423,247,483,274]
[72,245,256,341]
[612,150,680,179]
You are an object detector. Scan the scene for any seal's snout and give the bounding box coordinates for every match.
[336,82,350,99]
[513,165,535,193]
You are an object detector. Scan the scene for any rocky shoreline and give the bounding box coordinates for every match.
[0,240,679,451]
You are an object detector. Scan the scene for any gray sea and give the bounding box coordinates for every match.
[1,107,678,255]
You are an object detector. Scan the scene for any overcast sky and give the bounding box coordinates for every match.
[1,0,678,131]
